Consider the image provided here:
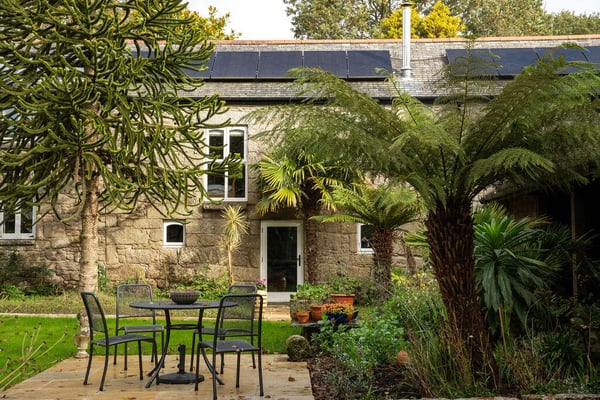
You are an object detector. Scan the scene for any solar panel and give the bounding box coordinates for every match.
[258,51,303,79]
[446,48,497,76]
[536,47,589,74]
[583,46,600,65]
[491,48,538,76]
[347,50,391,79]
[303,51,348,78]
[185,53,215,78]
[210,51,259,79]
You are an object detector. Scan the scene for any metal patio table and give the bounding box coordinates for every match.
[130,299,235,388]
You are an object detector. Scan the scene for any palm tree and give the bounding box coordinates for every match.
[245,45,600,385]
[314,183,422,304]
[253,150,357,283]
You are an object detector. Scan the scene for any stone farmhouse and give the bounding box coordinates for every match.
[4,35,600,302]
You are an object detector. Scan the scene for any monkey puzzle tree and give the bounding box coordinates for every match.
[0,0,231,299]
[246,46,600,385]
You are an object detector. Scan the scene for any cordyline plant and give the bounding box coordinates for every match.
[0,0,234,330]
[245,43,600,387]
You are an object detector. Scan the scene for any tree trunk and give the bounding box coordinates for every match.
[77,174,100,334]
[79,174,100,294]
[371,228,393,305]
[303,181,322,285]
[425,197,499,387]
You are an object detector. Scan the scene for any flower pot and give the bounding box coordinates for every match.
[296,312,310,324]
[73,333,90,358]
[310,305,323,321]
[330,293,355,305]
[326,312,348,324]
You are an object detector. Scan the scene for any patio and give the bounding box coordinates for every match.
[1,305,314,400]
[2,353,313,399]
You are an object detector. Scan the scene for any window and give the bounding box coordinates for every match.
[357,224,374,253]
[1,205,35,239]
[206,126,247,201]
[164,221,185,247]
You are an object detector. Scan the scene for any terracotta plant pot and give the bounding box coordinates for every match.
[296,312,310,324]
[310,305,323,321]
[330,293,355,305]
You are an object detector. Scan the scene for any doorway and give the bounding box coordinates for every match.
[260,221,303,303]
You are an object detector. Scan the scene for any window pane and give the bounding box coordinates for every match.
[4,213,15,234]
[21,206,33,234]
[360,224,374,249]
[207,174,225,197]
[166,224,184,243]
[228,169,246,198]
[209,131,224,158]
[229,132,245,159]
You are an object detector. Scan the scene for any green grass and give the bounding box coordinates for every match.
[0,312,300,392]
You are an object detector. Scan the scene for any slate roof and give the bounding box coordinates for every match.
[189,35,600,103]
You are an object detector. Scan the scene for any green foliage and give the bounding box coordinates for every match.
[313,312,408,399]
[284,0,600,39]
[474,204,557,334]
[418,1,464,38]
[183,6,239,40]
[0,0,229,217]
[221,205,249,286]
[380,1,464,39]
[0,250,55,296]
[97,265,109,293]
[0,317,76,392]
[166,271,229,299]
[291,282,330,301]
[549,11,600,35]
[314,183,422,304]
[284,0,373,39]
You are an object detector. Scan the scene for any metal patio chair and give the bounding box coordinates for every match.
[190,283,257,372]
[113,283,164,370]
[194,293,264,399]
[80,291,157,391]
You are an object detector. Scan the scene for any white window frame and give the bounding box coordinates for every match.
[163,220,185,247]
[205,126,248,201]
[357,223,374,254]
[0,205,36,239]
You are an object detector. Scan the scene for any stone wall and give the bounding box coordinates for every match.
[0,82,421,290]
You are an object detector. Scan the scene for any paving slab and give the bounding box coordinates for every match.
[1,354,313,400]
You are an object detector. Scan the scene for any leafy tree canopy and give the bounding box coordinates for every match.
[0,0,232,295]
[180,6,239,40]
[285,0,600,39]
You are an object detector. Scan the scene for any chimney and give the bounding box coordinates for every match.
[401,1,412,78]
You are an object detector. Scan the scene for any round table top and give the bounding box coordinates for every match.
[130,300,236,310]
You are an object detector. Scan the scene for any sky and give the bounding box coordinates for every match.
[187,0,600,40]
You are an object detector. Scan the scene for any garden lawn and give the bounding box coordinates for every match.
[0,314,300,391]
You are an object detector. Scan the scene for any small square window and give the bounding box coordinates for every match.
[357,224,374,253]
[164,221,185,247]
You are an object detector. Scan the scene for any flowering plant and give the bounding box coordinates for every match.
[255,278,266,290]
[321,302,354,315]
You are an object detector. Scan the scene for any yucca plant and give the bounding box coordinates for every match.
[474,204,557,338]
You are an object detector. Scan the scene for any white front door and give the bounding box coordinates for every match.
[260,221,303,303]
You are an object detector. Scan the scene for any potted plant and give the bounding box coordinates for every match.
[295,309,311,324]
[289,283,329,321]
[322,302,355,324]
[328,274,357,305]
